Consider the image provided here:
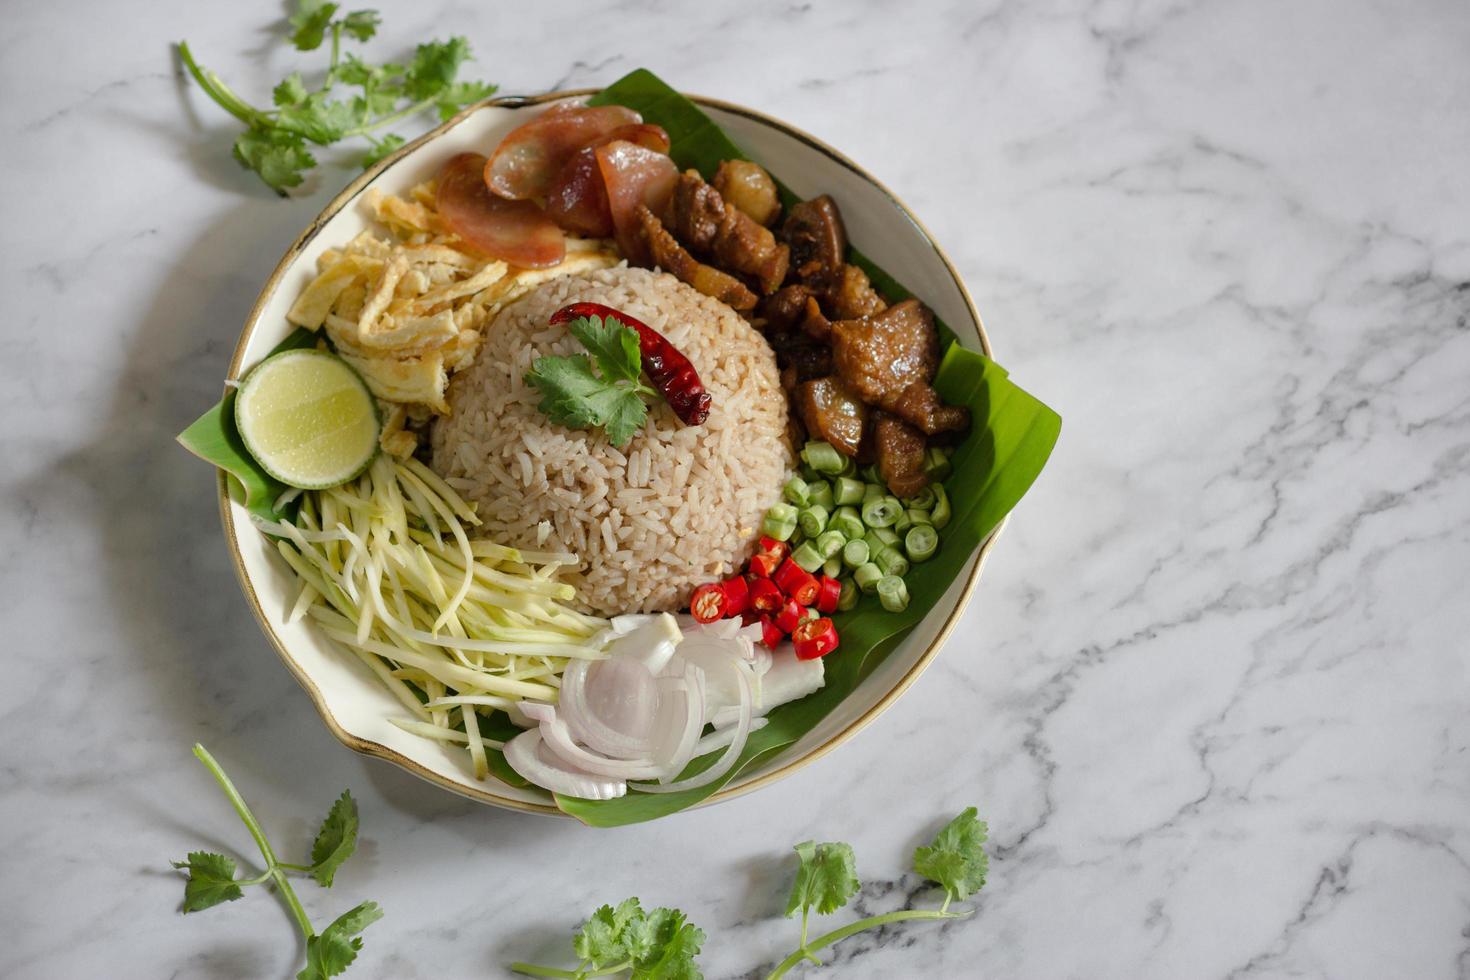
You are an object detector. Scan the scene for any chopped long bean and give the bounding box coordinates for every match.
[842,538,870,569]
[763,502,799,541]
[798,505,830,537]
[905,524,939,562]
[854,562,883,594]
[833,476,864,506]
[877,574,910,612]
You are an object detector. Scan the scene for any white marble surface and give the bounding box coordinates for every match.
[3,0,1468,977]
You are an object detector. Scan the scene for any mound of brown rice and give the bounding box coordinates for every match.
[430,266,792,615]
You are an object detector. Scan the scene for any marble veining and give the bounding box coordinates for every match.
[2,0,1467,977]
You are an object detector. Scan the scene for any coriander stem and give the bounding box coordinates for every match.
[277,861,314,873]
[191,744,316,940]
[176,42,268,127]
[328,23,342,80]
[341,96,437,137]
[798,908,821,965]
[238,869,274,886]
[507,964,585,979]
[764,908,970,980]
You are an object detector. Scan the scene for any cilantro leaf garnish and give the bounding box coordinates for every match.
[562,898,705,979]
[178,4,496,195]
[913,805,989,901]
[172,851,244,912]
[308,790,359,887]
[785,841,860,917]
[171,744,381,979]
[525,315,655,447]
[299,901,384,980]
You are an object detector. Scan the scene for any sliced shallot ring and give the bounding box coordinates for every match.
[557,658,659,761]
[522,702,667,780]
[635,656,752,794]
[502,729,626,800]
[652,665,705,783]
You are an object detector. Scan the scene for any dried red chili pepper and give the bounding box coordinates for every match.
[549,302,711,425]
[792,617,840,660]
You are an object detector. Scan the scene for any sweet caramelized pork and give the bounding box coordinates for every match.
[830,299,939,408]
[713,159,781,226]
[638,205,757,311]
[873,411,929,497]
[782,195,847,279]
[799,376,867,457]
[812,264,886,319]
[889,381,970,436]
[664,171,789,294]
[760,284,813,332]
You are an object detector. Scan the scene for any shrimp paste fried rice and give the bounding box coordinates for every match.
[431,266,792,615]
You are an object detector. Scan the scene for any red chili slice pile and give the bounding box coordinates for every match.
[689,536,841,660]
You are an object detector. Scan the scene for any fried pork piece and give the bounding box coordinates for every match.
[713,159,781,226]
[783,195,847,278]
[664,171,789,294]
[799,376,867,457]
[638,205,758,311]
[811,263,886,319]
[873,411,930,497]
[830,299,939,407]
[760,283,813,331]
[800,296,832,342]
[889,381,970,436]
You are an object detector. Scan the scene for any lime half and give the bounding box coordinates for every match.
[235,348,380,490]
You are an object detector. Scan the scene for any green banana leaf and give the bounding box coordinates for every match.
[553,70,1061,826]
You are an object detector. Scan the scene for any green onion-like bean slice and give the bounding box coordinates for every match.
[930,485,951,529]
[861,495,901,528]
[833,476,864,506]
[903,485,937,510]
[877,574,910,612]
[808,480,835,511]
[798,505,830,537]
[823,555,843,579]
[800,461,823,483]
[860,464,882,484]
[835,454,857,478]
[837,578,859,611]
[854,562,883,594]
[905,524,939,562]
[907,508,933,527]
[762,502,798,541]
[862,481,883,504]
[874,546,910,578]
[923,447,952,481]
[791,541,826,572]
[830,506,865,540]
[815,530,846,559]
[783,476,811,507]
[804,440,845,475]
[842,538,870,568]
[893,509,913,535]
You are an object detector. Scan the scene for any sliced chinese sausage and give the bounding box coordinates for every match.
[544,124,671,238]
[436,153,565,269]
[597,141,678,266]
[483,103,641,200]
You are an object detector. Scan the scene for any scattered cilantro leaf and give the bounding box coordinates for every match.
[360,133,405,168]
[298,901,384,980]
[289,0,339,51]
[404,37,472,100]
[178,7,495,194]
[233,126,316,195]
[273,72,310,108]
[525,316,653,447]
[631,908,704,980]
[172,851,244,912]
[171,744,380,979]
[913,806,989,901]
[785,841,860,917]
[309,790,359,887]
[340,9,380,42]
[574,897,645,966]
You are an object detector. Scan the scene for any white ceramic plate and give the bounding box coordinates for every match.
[219,92,1001,816]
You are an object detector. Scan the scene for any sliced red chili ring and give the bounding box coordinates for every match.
[792,616,840,660]
[815,575,842,614]
[721,575,750,617]
[757,536,789,561]
[690,582,726,623]
[759,615,784,650]
[773,559,819,606]
[774,597,803,634]
[750,576,784,613]
[748,552,780,579]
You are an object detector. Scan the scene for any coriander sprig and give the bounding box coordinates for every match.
[509,807,990,979]
[172,743,383,980]
[177,1,497,194]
